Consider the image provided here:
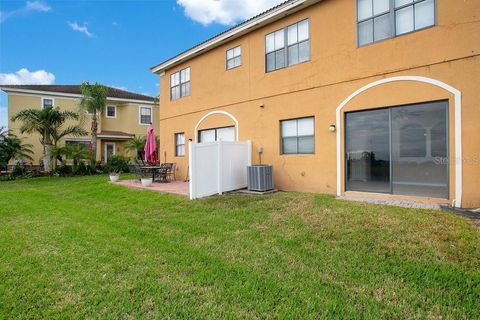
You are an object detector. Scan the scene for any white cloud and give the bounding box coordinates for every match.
[0,1,51,23]
[25,1,51,12]
[0,68,55,85]
[68,21,94,38]
[176,0,284,26]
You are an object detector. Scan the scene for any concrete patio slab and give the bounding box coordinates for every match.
[113,179,189,197]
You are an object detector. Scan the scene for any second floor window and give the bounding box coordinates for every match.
[357,0,435,46]
[170,67,190,101]
[265,19,310,72]
[175,133,185,157]
[106,105,116,118]
[226,46,241,70]
[42,98,54,108]
[139,106,152,125]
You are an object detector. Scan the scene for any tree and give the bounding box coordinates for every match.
[125,135,160,163]
[79,82,107,159]
[11,107,85,172]
[0,127,33,171]
[63,144,92,172]
[124,136,147,162]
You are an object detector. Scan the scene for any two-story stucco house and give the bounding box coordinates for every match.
[1,85,158,163]
[151,0,480,208]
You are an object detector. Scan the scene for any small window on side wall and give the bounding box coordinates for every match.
[42,98,54,108]
[175,133,185,157]
[280,117,315,154]
[106,105,116,118]
[226,46,241,70]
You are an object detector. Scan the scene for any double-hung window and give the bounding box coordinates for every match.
[106,105,116,118]
[265,19,310,72]
[139,106,152,125]
[42,98,54,108]
[357,0,435,46]
[175,133,185,157]
[170,67,190,101]
[226,46,241,70]
[280,117,315,154]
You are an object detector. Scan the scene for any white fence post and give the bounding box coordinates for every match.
[189,141,194,200]
[217,141,223,195]
[247,140,252,166]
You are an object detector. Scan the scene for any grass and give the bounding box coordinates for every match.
[0,175,479,319]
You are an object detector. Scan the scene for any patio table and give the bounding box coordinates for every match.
[141,166,168,183]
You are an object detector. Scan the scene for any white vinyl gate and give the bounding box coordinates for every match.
[189,140,252,199]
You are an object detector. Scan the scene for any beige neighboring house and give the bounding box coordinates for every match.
[0,85,158,163]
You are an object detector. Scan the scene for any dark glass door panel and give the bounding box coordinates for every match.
[345,109,390,193]
[391,101,448,198]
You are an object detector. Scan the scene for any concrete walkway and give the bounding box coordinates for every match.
[113,179,189,197]
[338,196,442,210]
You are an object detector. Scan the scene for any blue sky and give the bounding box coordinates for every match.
[0,0,283,128]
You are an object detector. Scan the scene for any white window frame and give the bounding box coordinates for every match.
[175,132,185,157]
[280,116,315,155]
[265,19,310,73]
[138,105,152,125]
[106,105,117,119]
[104,142,116,161]
[226,46,242,70]
[170,67,191,101]
[41,97,55,109]
[356,0,437,47]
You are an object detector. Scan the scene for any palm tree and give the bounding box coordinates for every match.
[63,144,92,172]
[79,82,107,159]
[11,107,85,172]
[0,127,33,171]
[125,135,160,163]
[124,136,147,161]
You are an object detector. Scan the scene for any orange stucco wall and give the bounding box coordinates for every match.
[156,0,480,208]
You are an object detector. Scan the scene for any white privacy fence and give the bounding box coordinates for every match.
[189,140,252,199]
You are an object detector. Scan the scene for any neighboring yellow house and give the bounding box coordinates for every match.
[1,85,158,163]
[151,0,480,208]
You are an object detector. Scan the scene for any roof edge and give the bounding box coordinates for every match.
[0,87,158,105]
[150,0,320,74]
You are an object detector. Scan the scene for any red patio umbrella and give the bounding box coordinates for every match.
[144,124,157,164]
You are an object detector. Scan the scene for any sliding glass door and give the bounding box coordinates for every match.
[345,109,390,193]
[345,101,448,198]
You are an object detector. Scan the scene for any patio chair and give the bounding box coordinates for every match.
[166,163,176,181]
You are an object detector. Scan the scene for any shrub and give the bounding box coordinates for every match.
[54,164,72,176]
[104,155,130,174]
[12,161,26,177]
[75,161,90,175]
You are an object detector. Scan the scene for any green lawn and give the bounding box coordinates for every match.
[0,176,479,319]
